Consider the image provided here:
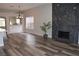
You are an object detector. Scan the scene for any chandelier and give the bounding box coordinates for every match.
[16,5,23,19]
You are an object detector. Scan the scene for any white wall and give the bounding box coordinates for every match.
[23,4,52,38]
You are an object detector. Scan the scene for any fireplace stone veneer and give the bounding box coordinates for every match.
[52,4,79,44]
[58,31,69,40]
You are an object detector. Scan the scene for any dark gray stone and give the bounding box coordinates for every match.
[52,3,79,44]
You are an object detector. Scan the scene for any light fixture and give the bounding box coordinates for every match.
[16,5,23,19]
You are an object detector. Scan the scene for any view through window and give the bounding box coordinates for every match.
[16,19,20,24]
[10,18,20,25]
[0,17,5,32]
[26,16,34,29]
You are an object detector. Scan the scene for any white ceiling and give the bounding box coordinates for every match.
[0,3,45,12]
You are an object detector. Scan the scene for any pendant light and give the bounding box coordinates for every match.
[16,5,23,19]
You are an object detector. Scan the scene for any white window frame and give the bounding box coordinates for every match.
[26,16,34,29]
[16,18,20,24]
[0,17,6,32]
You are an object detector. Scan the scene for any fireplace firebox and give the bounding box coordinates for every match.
[58,31,70,39]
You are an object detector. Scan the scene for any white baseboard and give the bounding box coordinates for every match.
[29,32,52,39]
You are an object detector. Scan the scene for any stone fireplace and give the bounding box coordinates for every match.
[52,3,79,44]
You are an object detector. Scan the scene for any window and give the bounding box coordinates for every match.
[0,18,5,27]
[16,19,20,24]
[10,18,21,25]
[26,16,34,29]
[0,17,5,32]
[10,21,12,25]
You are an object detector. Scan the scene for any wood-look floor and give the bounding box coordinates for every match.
[3,33,79,56]
[0,47,6,56]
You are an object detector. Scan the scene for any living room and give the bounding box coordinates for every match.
[0,3,52,56]
[0,3,79,56]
